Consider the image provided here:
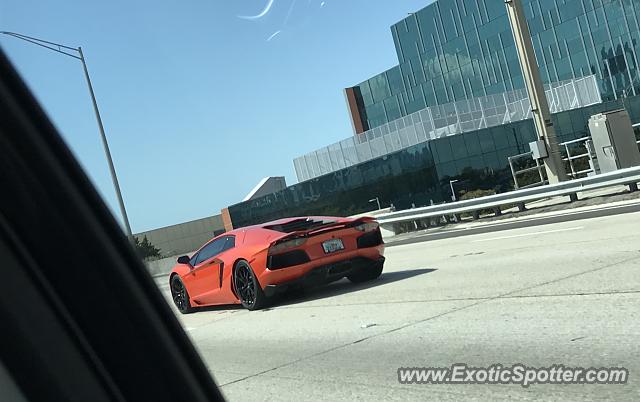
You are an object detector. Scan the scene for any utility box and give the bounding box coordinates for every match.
[588,109,640,173]
[529,139,548,159]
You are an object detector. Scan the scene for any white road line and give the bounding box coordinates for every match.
[471,226,584,243]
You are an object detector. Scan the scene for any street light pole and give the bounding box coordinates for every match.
[368,197,381,211]
[505,0,567,184]
[77,47,133,239]
[449,179,459,202]
[1,31,133,240]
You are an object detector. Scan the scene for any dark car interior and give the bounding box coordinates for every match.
[0,48,224,401]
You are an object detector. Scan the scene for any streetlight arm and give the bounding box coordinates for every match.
[1,30,134,240]
[1,31,81,59]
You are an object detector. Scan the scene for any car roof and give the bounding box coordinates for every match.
[229,216,349,233]
[259,215,350,227]
[191,216,356,255]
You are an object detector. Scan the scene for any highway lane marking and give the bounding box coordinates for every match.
[471,226,584,243]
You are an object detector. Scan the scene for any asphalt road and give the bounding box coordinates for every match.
[157,210,640,401]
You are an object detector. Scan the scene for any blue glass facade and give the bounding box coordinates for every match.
[353,0,640,131]
[228,96,640,228]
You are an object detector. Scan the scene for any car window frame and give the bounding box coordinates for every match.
[222,235,235,252]
[193,236,227,266]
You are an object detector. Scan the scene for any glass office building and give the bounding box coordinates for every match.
[227,0,640,228]
[350,0,640,132]
[295,75,601,182]
[229,96,640,228]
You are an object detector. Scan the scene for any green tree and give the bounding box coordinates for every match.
[134,235,161,261]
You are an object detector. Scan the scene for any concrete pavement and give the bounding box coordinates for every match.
[157,211,640,401]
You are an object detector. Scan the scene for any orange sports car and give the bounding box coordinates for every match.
[169,216,385,312]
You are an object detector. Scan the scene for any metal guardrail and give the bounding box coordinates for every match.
[508,136,596,189]
[632,123,640,147]
[377,166,640,229]
[561,136,595,178]
[508,151,545,189]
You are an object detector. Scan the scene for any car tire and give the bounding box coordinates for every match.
[234,260,268,311]
[170,275,195,314]
[347,262,384,284]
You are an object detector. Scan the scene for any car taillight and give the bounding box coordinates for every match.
[268,237,307,255]
[354,222,378,232]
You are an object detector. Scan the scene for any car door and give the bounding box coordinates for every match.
[184,236,227,301]
[195,236,238,305]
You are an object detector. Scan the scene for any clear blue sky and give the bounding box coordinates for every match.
[1,0,432,232]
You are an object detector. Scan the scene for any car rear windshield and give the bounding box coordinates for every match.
[263,218,335,233]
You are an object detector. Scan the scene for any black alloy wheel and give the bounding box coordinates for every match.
[171,275,194,314]
[234,260,267,310]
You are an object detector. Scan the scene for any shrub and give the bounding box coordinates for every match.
[459,189,496,200]
[134,235,161,261]
[459,189,497,218]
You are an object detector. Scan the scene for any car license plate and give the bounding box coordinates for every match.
[322,238,344,254]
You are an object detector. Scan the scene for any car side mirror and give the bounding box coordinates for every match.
[177,255,191,265]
